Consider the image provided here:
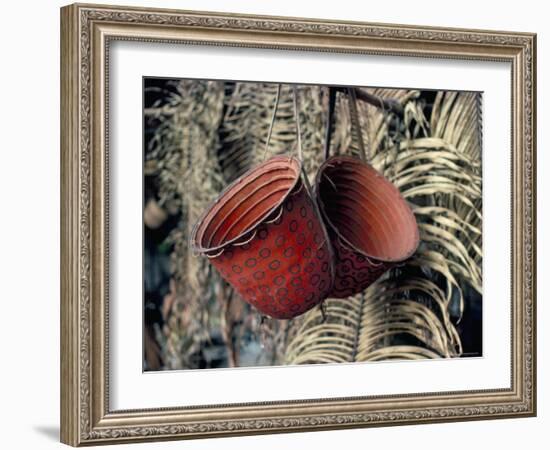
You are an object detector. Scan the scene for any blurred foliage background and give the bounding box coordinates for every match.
[143,79,482,371]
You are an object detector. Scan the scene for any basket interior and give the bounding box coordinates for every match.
[195,156,301,249]
[318,157,418,261]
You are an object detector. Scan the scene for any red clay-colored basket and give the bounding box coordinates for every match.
[191,155,334,319]
[316,155,419,298]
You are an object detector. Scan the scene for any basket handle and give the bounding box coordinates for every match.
[262,83,282,161]
[292,85,304,163]
[347,87,368,162]
[323,87,337,161]
[263,84,305,163]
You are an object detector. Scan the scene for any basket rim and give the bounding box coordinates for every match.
[190,155,303,255]
[315,155,420,263]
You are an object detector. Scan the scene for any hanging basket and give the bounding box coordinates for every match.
[316,155,419,298]
[191,155,334,319]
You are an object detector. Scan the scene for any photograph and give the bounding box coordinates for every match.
[143,79,483,371]
[57,2,536,446]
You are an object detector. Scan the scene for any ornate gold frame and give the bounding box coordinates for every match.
[60,3,537,446]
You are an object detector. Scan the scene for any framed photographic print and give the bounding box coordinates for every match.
[60,3,537,446]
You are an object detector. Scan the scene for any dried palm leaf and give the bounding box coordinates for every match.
[147,79,228,369]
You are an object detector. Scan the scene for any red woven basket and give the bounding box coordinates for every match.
[316,155,419,298]
[191,155,334,319]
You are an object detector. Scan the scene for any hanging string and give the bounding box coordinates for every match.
[292,85,304,162]
[324,87,337,160]
[390,113,402,179]
[347,87,367,162]
[379,100,399,178]
[262,83,282,161]
[292,86,312,198]
[363,96,371,160]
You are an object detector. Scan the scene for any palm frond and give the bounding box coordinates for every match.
[219,83,298,182]
[285,275,461,364]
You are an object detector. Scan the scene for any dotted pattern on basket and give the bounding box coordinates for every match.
[209,184,333,319]
[328,235,392,298]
